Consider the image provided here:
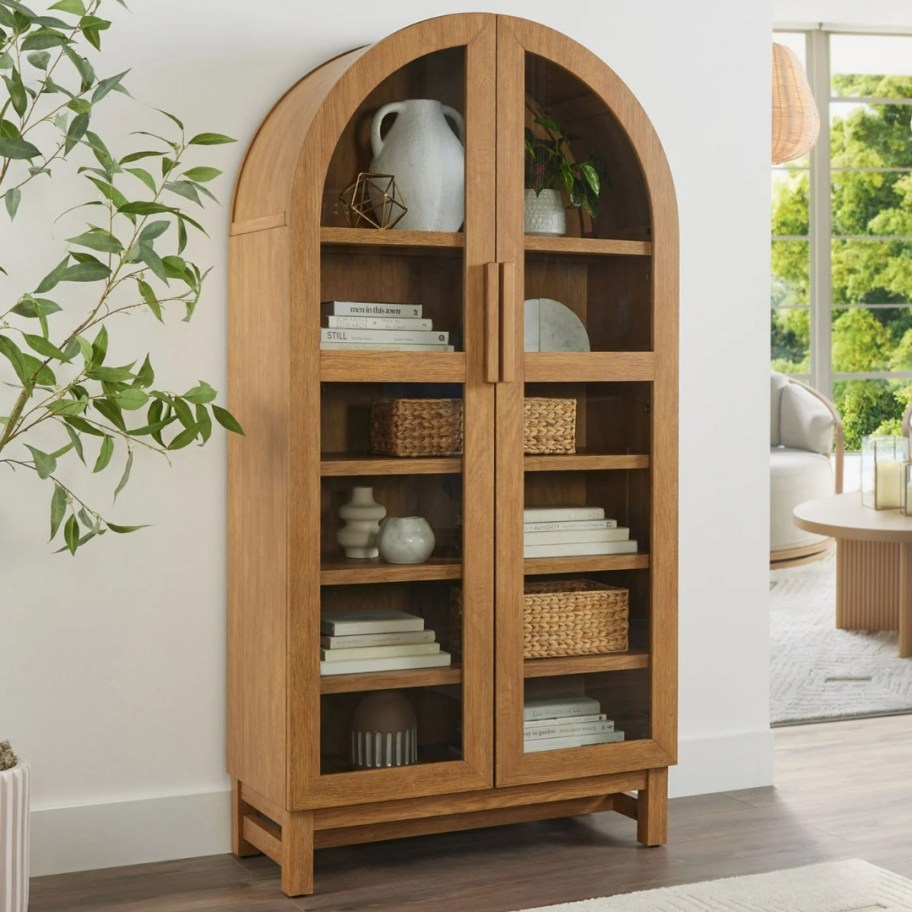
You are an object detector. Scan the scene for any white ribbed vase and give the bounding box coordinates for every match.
[0,761,29,912]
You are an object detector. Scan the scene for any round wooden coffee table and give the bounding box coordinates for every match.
[793,492,912,658]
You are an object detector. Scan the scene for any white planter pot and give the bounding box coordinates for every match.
[524,188,566,236]
[0,761,29,912]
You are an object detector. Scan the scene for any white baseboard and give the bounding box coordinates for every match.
[670,727,775,797]
[30,789,231,877]
[30,730,774,877]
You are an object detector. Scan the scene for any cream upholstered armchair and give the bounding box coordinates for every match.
[770,372,844,568]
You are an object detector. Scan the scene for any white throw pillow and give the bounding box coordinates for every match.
[779,383,834,455]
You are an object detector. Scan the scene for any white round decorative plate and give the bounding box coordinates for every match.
[524,298,591,352]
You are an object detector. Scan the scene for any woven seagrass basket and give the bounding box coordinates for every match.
[371,397,576,457]
[450,579,628,659]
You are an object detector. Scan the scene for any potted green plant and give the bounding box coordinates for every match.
[524,108,607,236]
[0,741,28,912]
[0,0,242,554]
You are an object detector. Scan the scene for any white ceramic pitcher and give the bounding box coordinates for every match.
[369,99,465,232]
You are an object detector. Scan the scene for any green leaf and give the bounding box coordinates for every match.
[183,381,216,404]
[176,216,187,254]
[63,415,104,436]
[168,423,200,450]
[50,483,67,539]
[113,448,133,499]
[90,324,107,366]
[27,50,50,70]
[64,111,89,153]
[195,402,212,444]
[117,200,172,216]
[0,136,40,159]
[94,397,125,431]
[64,513,79,554]
[88,365,133,382]
[0,333,55,385]
[156,108,184,131]
[62,421,85,463]
[66,98,91,115]
[13,295,62,320]
[188,132,235,146]
[21,28,67,51]
[87,175,129,210]
[4,186,20,219]
[24,333,67,360]
[164,180,201,205]
[34,256,70,294]
[114,387,148,410]
[93,434,113,472]
[212,405,244,435]
[172,396,194,429]
[181,166,221,183]
[137,279,162,321]
[106,522,147,533]
[0,52,13,70]
[49,0,86,14]
[47,397,87,416]
[137,243,166,282]
[61,260,111,283]
[67,228,122,254]
[125,166,156,193]
[62,44,94,91]
[91,69,128,104]
[119,149,163,165]
[26,444,56,479]
[134,354,154,387]
[138,220,169,243]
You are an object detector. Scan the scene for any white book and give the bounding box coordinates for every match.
[524,540,638,559]
[320,642,441,661]
[320,630,436,649]
[321,328,449,345]
[320,608,424,636]
[523,518,618,532]
[522,505,606,523]
[524,712,607,727]
[326,301,422,318]
[326,315,433,331]
[320,342,454,352]
[523,695,601,721]
[523,731,625,752]
[523,527,630,546]
[523,719,616,739]
[319,651,452,676]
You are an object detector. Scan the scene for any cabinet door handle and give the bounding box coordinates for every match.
[485,262,500,384]
[500,261,516,383]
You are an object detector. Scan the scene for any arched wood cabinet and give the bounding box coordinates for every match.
[227,13,677,896]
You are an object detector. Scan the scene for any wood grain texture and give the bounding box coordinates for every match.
[523,352,656,382]
[524,236,652,256]
[31,720,912,912]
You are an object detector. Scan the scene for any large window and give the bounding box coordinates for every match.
[771,29,912,449]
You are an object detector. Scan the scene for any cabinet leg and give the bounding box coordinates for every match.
[636,767,668,846]
[231,779,259,857]
[280,810,314,897]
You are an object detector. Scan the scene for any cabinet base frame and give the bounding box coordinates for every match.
[233,767,668,897]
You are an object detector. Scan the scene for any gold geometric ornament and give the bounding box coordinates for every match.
[338,172,408,229]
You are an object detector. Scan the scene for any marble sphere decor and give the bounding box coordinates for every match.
[524,298,591,352]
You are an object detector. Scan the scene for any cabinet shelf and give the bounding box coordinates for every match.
[524,553,649,575]
[321,226,465,251]
[524,451,649,472]
[320,351,467,383]
[524,236,652,257]
[523,649,649,678]
[321,455,463,476]
[320,665,463,694]
[321,557,462,585]
[524,352,654,382]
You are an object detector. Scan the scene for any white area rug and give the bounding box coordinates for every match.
[770,553,912,725]
[514,859,912,911]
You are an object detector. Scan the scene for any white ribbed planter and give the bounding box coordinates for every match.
[0,761,29,912]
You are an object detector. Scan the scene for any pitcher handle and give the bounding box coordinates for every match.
[442,104,465,145]
[370,102,405,158]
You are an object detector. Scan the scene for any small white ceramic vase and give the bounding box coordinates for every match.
[0,760,29,912]
[524,188,566,236]
[377,516,435,564]
[369,98,465,232]
[337,486,386,559]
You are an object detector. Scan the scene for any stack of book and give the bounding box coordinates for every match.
[320,301,454,352]
[523,505,637,559]
[523,694,624,753]
[320,608,452,676]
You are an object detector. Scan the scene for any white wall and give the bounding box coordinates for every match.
[775,0,912,28]
[0,0,774,875]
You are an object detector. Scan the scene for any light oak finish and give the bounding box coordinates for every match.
[794,492,912,656]
[228,13,677,895]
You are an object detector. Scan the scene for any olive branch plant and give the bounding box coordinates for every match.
[0,0,243,554]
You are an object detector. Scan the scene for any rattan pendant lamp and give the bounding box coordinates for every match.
[772,42,820,164]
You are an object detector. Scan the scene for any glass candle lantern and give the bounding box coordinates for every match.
[861,435,909,509]
[903,462,912,516]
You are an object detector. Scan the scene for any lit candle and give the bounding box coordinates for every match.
[876,459,904,509]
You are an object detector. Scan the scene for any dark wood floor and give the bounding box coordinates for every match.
[30,714,912,911]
